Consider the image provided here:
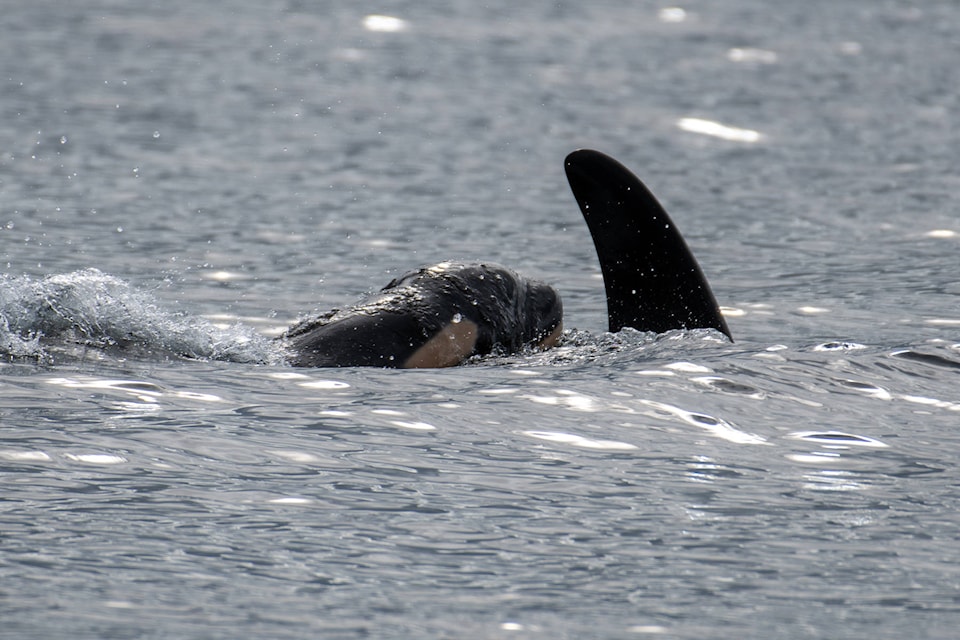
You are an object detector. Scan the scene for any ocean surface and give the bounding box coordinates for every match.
[2,1,959,638]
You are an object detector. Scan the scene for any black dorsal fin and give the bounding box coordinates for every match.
[564,149,732,340]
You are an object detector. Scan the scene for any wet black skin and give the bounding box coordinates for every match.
[564,149,731,340]
[283,262,563,368]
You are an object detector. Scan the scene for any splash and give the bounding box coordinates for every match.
[0,269,285,365]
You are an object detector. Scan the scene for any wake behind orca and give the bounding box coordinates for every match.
[282,149,730,368]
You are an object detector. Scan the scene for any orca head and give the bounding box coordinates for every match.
[406,262,564,355]
[520,276,563,349]
[446,263,563,352]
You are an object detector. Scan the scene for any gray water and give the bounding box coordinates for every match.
[2,1,959,638]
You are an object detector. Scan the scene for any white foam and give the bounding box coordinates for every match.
[0,269,284,364]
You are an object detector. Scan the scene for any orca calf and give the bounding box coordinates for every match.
[284,262,563,368]
[283,149,729,368]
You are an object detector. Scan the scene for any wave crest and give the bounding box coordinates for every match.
[0,269,285,365]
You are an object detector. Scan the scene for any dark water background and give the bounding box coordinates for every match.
[2,1,959,638]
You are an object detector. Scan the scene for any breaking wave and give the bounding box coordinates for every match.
[0,269,286,365]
